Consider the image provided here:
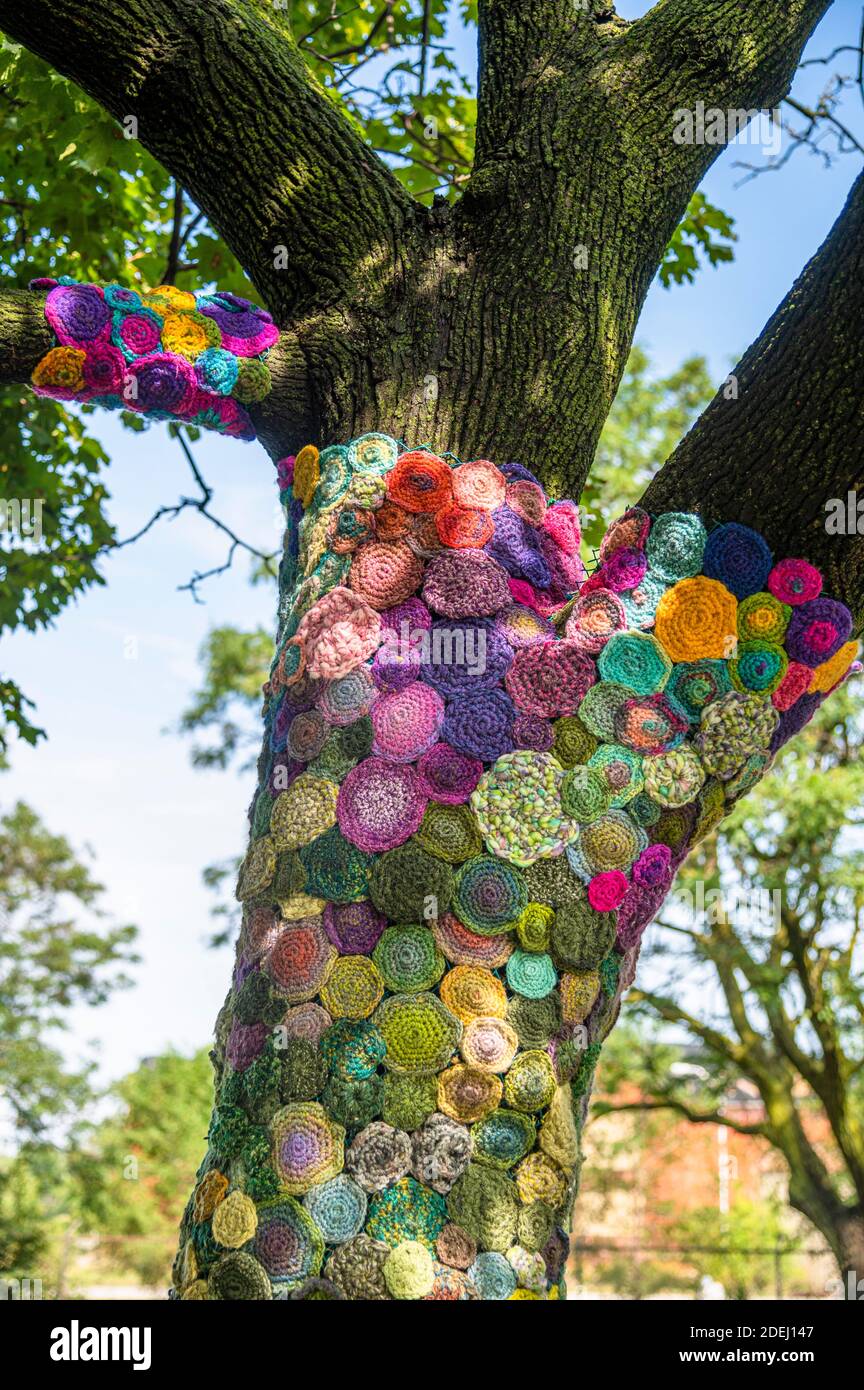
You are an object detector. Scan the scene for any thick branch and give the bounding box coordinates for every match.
[0,287,311,461]
[642,169,864,624]
[0,0,415,324]
[0,288,52,384]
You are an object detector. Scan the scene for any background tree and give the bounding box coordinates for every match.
[0,784,138,1291]
[596,687,864,1281]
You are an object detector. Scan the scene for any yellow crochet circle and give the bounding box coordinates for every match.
[437,1063,503,1122]
[161,309,219,361]
[319,955,385,1020]
[211,1190,258,1248]
[809,639,858,694]
[655,576,738,662]
[294,444,321,507]
[32,346,86,393]
[514,1150,568,1206]
[193,1169,229,1222]
[146,283,197,311]
[270,774,338,850]
[439,965,508,1024]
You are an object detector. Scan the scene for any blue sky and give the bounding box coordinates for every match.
[3,0,863,1098]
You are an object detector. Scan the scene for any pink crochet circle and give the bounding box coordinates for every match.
[296,586,382,680]
[504,641,596,718]
[767,558,823,607]
[539,530,585,593]
[416,742,484,804]
[370,681,445,762]
[542,501,581,556]
[349,539,424,610]
[337,757,428,852]
[588,871,629,911]
[451,460,507,511]
[565,588,626,653]
[771,660,813,711]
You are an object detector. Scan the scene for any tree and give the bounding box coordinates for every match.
[75,1050,215,1288]
[1,0,863,1301]
[596,684,864,1283]
[0,792,138,1293]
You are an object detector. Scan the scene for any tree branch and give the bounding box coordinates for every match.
[0,0,415,324]
[642,168,864,625]
[0,287,53,384]
[0,286,312,461]
[598,1097,769,1139]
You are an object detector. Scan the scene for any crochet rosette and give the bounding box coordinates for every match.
[173,437,858,1302]
[30,277,277,438]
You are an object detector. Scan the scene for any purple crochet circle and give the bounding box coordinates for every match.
[125,352,195,412]
[197,292,279,356]
[784,597,853,667]
[770,692,822,753]
[615,878,669,953]
[371,643,421,692]
[499,462,543,485]
[442,688,515,761]
[226,1017,270,1072]
[380,597,433,635]
[422,550,511,618]
[604,546,648,593]
[370,681,444,762]
[485,506,551,588]
[420,619,513,697]
[416,743,484,804]
[337,757,428,852]
[512,712,555,751]
[494,603,555,649]
[632,843,673,888]
[323,901,386,954]
[45,283,111,345]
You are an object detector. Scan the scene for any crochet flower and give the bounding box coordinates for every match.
[31,347,86,399]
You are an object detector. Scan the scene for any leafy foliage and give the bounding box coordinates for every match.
[0,797,138,1137]
[660,191,738,288]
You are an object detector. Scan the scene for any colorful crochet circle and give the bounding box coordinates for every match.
[470,751,575,865]
[337,757,427,852]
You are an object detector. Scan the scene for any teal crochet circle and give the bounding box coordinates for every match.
[646,511,707,581]
[597,631,672,696]
[506,949,558,999]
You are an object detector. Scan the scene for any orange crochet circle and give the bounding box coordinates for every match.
[349,540,425,610]
[451,460,506,512]
[436,503,495,549]
[655,576,738,662]
[387,450,453,514]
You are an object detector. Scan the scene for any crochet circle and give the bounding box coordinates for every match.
[597,631,671,696]
[438,1064,503,1122]
[665,659,731,722]
[387,450,453,514]
[269,1103,345,1194]
[587,743,644,808]
[373,926,446,993]
[642,747,705,807]
[784,597,853,667]
[371,681,444,762]
[319,955,385,1019]
[767,557,822,606]
[432,912,515,969]
[560,766,611,821]
[505,641,596,717]
[506,949,557,998]
[737,591,791,645]
[349,539,425,610]
[337,757,427,852]
[460,1016,519,1072]
[730,640,788,694]
[422,550,511,619]
[654,577,738,662]
[470,751,575,865]
[702,522,773,599]
[415,801,482,863]
[374,993,462,1074]
[645,511,707,581]
[442,688,516,761]
[565,590,626,653]
[452,856,528,936]
[303,1176,367,1245]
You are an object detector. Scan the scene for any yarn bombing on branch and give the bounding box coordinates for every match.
[171,435,858,1302]
[29,277,277,440]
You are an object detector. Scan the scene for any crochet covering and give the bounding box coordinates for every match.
[155,436,855,1301]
